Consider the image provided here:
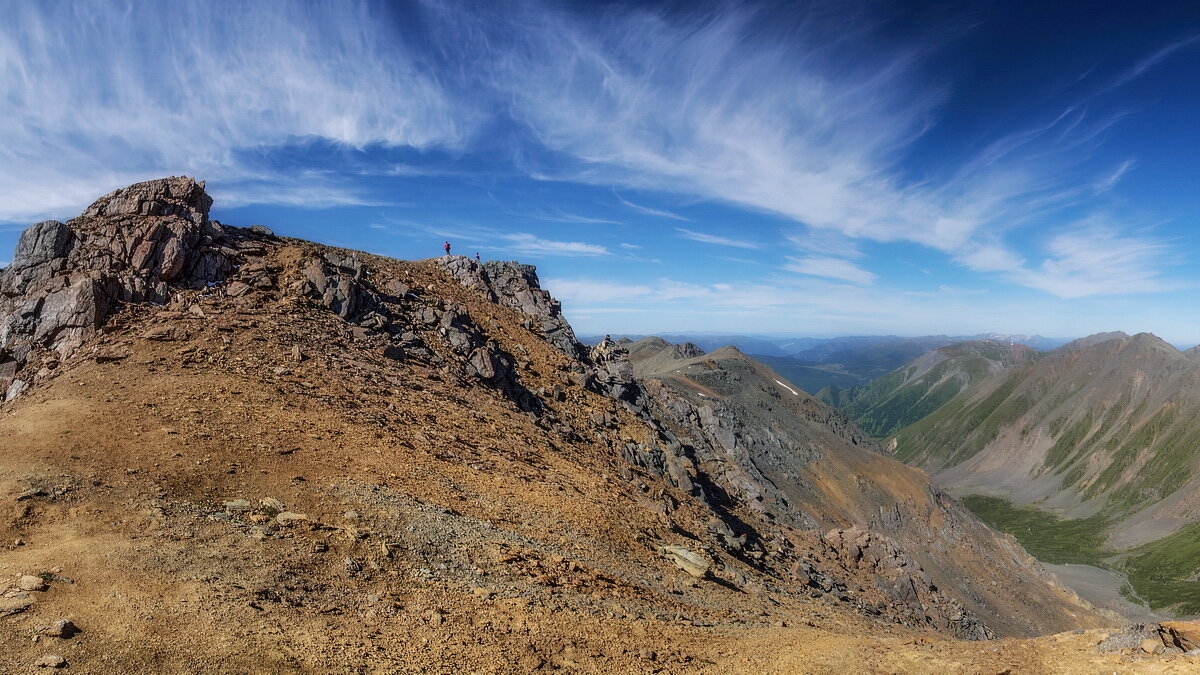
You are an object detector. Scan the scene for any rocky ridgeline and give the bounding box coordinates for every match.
[292,250,542,412]
[0,177,576,414]
[435,256,585,361]
[0,177,1104,644]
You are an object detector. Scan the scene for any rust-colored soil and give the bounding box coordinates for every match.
[0,251,1186,673]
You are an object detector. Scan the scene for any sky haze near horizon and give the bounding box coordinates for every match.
[4,1,1200,341]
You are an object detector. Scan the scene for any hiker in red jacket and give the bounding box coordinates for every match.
[443,241,451,256]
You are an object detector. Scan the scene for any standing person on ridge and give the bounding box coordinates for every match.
[443,241,451,256]
[474,252,480,261]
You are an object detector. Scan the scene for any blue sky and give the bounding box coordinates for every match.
[4,1,1200,341]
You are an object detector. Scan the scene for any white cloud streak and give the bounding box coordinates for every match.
[498,233,610,257]
[1093,159,1136,193]
[787,231,864,259]
[0,0,471,222]
[614,194,690,221]
[1014,225,1184,298]
[1106,33,1200,93]
[784,256,877,284]
[676,228,760,249]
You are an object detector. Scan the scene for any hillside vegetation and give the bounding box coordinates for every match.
[877,332,1200,616]
[839,341,1037,438]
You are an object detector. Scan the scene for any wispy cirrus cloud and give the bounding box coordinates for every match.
[539,279,655,303]
[1011,224,1185,298]
[1093,159,1136,194]
[1104,33,1200,93]
[676,228,760,249]
[373,217,613,259]
[784,256,877,284]
[430,1,1182,297]
[614,194,690,222]
[498,233,610,257]
[787,231,865,259]
[543,275,981,332]
[521,209,624,226]
[0,0,471,222]
[214,177,395,210]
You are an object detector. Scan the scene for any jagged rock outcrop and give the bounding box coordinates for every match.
[81,177,214,224]
[0,177,237,400]
[299,253,375,320]
[437,256,584,360]
[589,336,637,402]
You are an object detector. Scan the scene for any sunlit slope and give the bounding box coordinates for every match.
[893,333,1200,542]
[841,340,1037,438]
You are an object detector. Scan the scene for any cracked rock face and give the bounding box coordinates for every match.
[0,177,234,400]
[82,176,213,225]
[436,256,584,360]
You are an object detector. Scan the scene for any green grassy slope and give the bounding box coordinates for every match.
[842,341,1035,439]
[892,334,1200,518]
[963,495,1200,616]
[887,333,1200,617]
[961,496,1109,566]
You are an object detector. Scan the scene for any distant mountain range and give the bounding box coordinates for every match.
[832,340,1039,438]
[829,330,1200,617]
[582,333,1074,394]
[580,332,1071,356]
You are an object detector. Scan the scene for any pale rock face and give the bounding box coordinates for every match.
[657,545,711,578]
[81,176,213,225]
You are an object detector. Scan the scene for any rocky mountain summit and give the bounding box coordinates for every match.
[0,178,237,400]
[0,178,1192,672]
